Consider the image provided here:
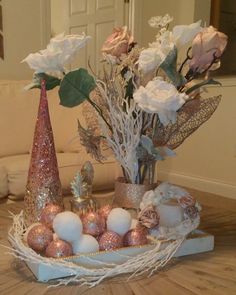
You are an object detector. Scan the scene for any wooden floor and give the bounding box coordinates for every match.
[0,189,236,295]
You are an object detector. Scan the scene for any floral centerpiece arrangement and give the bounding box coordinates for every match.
[23,15,227,191]
[5,15,227,287]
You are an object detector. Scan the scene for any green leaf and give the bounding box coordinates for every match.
[139,136,163,160]
[186,79,221,95]
[59,68,96,108]
[25,73,61,91]
[37,73,61,90]
[160,47,186,87]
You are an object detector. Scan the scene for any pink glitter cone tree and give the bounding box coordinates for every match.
[24,80,63,226]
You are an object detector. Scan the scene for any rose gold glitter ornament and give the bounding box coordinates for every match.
[23,222,41,243]
[24,80,63,226]
[138,205,160,229]
[99,231,123,251]
[123,228,148,247]
[27,224,53,253]
[40,203,63,229]
[99,204,112,220]
[82,212,105,237]
[45,239,73,258]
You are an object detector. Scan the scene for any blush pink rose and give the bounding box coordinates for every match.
[178,195,196,209]
[101,26,134,58]
[138,205,160,229]
[189,26,228,73]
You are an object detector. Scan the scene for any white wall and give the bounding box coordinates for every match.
[136,0,211,47]
[157,81,236,199]
[0,0,50,80]
[51,0,69,36]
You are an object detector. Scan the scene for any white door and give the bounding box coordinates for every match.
[51,0,126,73]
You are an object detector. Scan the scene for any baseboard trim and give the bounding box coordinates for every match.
[157,170,236,200]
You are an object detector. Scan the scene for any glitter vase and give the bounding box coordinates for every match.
[24,80,63,226]
[114,177,157,209]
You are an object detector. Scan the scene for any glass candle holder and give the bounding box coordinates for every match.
[158,199,184,227]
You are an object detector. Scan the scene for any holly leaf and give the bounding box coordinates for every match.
[59,68,96,108]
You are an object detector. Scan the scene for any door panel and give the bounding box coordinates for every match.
[52,0,125,72]
[70,26,88,70]
[96,0,115,10]
[70,0,87,15]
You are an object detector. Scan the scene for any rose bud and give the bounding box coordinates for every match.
[138,205,160,229]
[189,26,228,73]
[101,26,134,58]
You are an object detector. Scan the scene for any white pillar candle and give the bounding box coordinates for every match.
[158,200,184,228]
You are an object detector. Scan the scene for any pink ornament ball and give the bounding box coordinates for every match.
[99,231,123,251]
[23,222,41,243]
[27,224,53,253]
[82,212,105,237]
[45,239,73,258]
[40,203,63,229]
[99,205,112,220]
[123,228,148,247]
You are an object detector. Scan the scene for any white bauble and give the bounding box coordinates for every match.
[23,222,41,243]
[53,211,82,242]
[107,208,132,236]
[130,218,138,230]
[72,234,99,254]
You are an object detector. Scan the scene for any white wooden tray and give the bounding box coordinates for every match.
[26,230,214,282]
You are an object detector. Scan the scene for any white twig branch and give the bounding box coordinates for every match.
[96,80,143,183]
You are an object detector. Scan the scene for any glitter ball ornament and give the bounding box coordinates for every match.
[72,234,99,254]
[107,208,131,236]
[45,239,73,258]
[82,212,105,237]
[27,224,53,252]
[99,205,112,220]
[123,228,148,247]
[99,231,123,251]
[40,203,63,229]
[53,211,82,242]
[23,222,41,243]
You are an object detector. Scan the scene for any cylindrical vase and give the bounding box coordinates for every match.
[114,177,157,209]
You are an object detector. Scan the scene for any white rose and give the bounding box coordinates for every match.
[138,47,163,74]
[140,190,156,210]
[22,33,91,73]
[148,14,173,29]
[172,20,202,48]
[133,78,188,126]
[139,31,174,74]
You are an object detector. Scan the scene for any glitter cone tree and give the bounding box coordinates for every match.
[24,80,63,226]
